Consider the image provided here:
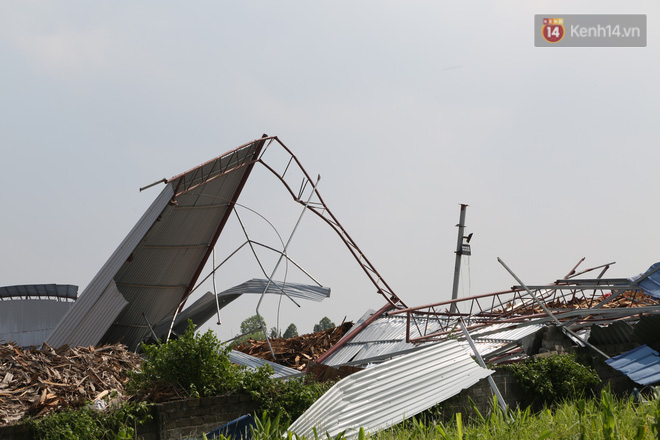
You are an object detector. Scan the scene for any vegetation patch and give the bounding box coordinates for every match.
[128,321,332,422]
[28,402,150,440]
[500,353,601,405]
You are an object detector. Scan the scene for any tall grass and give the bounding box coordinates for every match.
[372,388,660,440]
[246,388,660,439]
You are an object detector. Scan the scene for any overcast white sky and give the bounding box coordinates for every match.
[1,2,658,341]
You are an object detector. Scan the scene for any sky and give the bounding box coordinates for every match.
[1,2,658,342]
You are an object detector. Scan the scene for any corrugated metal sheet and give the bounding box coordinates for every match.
[229,350,302,379]
[50,280,128,348]
[0,299,75,347]
[100,141,264,350]
[0,284,77,301]
[46,185,173,348]
[47,139,266,350]
[588,321,634,345]
[606,344,660,386]
[288,340,493,439]
[632,314,660,345]
[323,313,540,367]
[218,279,330,302]
[630,262,660,298]
[151,280,330,339]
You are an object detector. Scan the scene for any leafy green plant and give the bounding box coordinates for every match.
[502,353,600,405]
[242,365,333,422]
[128,320,331,423]
[28,402,151,440]
[128,321,242,398]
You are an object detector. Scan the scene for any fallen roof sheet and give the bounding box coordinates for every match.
[151,280,330,340]
[47,138,267,350]
[323,310,541,367]
[217,278,330,301]
[588,321,635,346]
[228,350,302,379]
[288,339,493,439]
[632,314,660,346]
[605,344,660,386]
[631,263,660,298]
[0,284,77,301]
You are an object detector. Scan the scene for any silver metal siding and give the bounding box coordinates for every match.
[289,340,493,439]
[46,185,174,348]
[0,300,74,346]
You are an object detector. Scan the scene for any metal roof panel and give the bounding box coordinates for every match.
[606,344,660,386]
[289,339,493,439]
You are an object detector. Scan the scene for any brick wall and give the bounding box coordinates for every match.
[0,394,257,440]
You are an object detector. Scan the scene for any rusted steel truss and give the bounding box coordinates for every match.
[389,261,660,343]
[255,136,407,309]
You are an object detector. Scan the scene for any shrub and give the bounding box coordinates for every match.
[128,321,241,398]
[28,402,150,440]
[503,353,601,405]
[128,321,332,422]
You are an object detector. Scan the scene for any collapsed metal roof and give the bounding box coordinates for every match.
[229,350,302,379]
[289,339,493,439]
[150,279,330,340]
[44,136,402,351]
[47,138,268,350]
[606,345,660,386]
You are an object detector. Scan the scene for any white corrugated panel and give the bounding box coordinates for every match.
[228,350,301,379]
[49,280,128,348]
[46,185,173,348]
[219,279,330,302]
[288,339,493,439]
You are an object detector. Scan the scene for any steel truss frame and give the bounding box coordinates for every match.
[389,260,660,343]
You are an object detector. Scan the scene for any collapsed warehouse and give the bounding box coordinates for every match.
[2,136,660,437]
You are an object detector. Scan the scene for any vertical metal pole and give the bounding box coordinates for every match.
[450,204,468,314]
[458,318,508,415]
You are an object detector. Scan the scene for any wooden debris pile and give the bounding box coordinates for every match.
[509,290,660,316]
[0,342,141,426]
[234,322,353,371]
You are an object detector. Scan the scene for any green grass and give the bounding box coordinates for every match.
[371,389,659,440]
[245,388,660,439]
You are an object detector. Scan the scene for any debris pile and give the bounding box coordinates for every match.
[234,322,353,371]
[510,290,660,315]
[0,343,141,426]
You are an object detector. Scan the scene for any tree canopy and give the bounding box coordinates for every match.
[283,323,298,339]
[313,316,335,333]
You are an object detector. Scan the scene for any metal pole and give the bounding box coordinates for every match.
[458,318,508,415]
[497,257,610,359]
[450,204,468,314]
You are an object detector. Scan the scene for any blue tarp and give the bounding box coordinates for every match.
[205,414,255,440]
[606,344,660,386]
[629,263,660,298]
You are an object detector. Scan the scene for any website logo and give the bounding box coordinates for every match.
[542,18,565,43]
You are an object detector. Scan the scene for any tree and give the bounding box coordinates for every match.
[269,327,280,338]
[313,316,335,333]
[240,315,267,335]
[233,315,268,346]
[283,323,298,339]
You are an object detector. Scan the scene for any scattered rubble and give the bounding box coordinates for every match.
[0,342,141,426]
[234,322,353,371]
